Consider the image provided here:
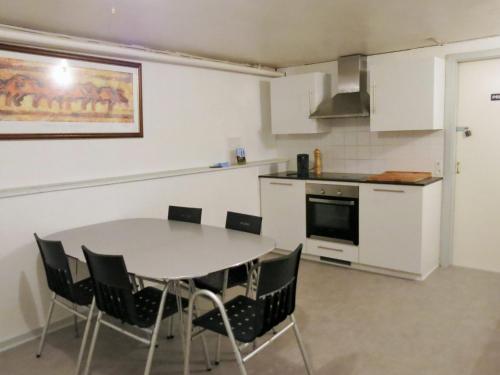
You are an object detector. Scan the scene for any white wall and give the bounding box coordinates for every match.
[0,36,280,347]
[0,60,277,189]
[275,35,500,175]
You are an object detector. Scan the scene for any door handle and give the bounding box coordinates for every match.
[270,182,293,186]
[371,82,376,114]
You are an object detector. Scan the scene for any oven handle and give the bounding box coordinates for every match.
[308,197,356,206]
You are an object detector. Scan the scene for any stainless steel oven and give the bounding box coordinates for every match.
[306,183,359,245]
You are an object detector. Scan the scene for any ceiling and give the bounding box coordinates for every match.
[0,0,500,68]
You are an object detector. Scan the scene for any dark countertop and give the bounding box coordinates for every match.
[259,171,443,186]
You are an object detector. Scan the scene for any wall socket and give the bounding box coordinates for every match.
[434,161,442,176]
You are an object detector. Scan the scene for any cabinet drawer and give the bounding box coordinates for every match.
[306,238,359,263]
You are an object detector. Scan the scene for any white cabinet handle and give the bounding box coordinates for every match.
[373,188,405,193]
[371,82,376,114]
[308,89,313,116]
[318,246,344,252]
[270,182,293,186]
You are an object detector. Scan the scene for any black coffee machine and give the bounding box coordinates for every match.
[296,154,309,178]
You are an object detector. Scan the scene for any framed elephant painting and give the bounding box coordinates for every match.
[0,43,142,139]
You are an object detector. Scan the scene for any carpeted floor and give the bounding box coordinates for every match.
[2,259,500,375]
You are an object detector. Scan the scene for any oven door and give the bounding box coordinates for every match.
[306,195,359,245]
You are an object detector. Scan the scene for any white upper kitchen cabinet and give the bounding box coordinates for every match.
[368,53,445,131]
[260,178,306,251]
[270,72,331,134]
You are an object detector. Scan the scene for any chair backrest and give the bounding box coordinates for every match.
[34,233,75,301]
[82,246,137,324]
[255,244,303,336]
[225,211,262,235]
[168,205,202,224]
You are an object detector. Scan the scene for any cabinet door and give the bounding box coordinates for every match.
[260,179,306,251]
[270,73,330,134]
[359,184,422,273]
[368,53,444,131]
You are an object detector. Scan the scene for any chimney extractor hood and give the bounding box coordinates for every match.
[310,55,370,119]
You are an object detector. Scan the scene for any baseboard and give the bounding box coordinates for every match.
[0,316,74,353]
[420,265,439,281]
[273,248,433,281]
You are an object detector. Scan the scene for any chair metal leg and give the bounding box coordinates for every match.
[74,298,96,375]
[74,259,80,337]
[143,282,169,375]
[215,269,229,365]
[185,290,247,375]
[36,292,56,358]
[188,280,212,370]
[183,296,194,375]
[174,281,186,359]
[290,314,313,375]
[187,280,212,371]
[73,305,80,338]
[200,332,212,371]
[130,274,139,293]
[166,316,174,339]
[83,311,103,375]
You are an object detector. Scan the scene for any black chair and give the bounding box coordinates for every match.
[166,205,202,338]
[193,211,262,293]
[34,234,95,375]
[184,244,312,375]
[192,211,262,364]
[81,246,201,375]
[168,205,202,224]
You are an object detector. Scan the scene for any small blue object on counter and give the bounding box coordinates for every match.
[235,147,246,164]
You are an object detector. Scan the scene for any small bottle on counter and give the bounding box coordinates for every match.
[313,148,322,175]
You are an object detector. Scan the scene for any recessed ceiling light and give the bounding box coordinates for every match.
[111,7,117,15]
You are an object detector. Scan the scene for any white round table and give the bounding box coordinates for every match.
[45,218,276,375]
[46,218,276,280]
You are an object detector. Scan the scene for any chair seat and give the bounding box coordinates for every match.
[133,287,188,328]
[193,295,261,343]
[194,264,249,293]
[72,278,94,306]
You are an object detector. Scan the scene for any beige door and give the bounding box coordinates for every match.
[454,58,500,272]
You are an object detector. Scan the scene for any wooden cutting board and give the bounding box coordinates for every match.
[367,171,432,183]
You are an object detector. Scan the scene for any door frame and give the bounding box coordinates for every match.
[441,48,500,266]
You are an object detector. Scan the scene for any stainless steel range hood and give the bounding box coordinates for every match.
[310,54,370,119]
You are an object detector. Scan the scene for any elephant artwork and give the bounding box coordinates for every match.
[0,44,142,139]
[0,58,133,121]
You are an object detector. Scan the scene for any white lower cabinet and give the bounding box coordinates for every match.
[260,178,306,251]
[260,177,442,278]
[359,183,442,276]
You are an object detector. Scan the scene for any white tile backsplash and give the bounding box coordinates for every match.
[275,118,444,176]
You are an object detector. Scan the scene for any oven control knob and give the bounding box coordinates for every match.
[336,191,342,195]
[320,189,325,195]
